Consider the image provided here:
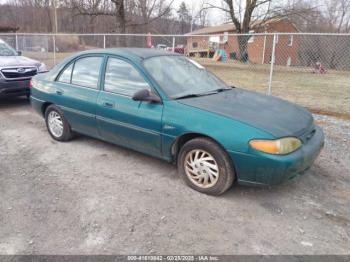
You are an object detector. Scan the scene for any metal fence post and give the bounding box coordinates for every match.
[53,35,56,66]
[172,36,175,52]
[262,33,267,64]
[268,33,277,95]
[103,34,106,49]
[15,33,18,50]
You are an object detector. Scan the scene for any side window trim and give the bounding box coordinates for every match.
[102,55,156,97]
[56,61,74,83]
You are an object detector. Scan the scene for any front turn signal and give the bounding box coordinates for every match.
[249,137,302,155]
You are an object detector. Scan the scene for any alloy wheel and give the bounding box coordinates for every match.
[48,111,64,138]
[184,149,219,188]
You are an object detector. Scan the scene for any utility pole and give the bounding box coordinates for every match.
[53,0,58,33]
[52,0,58,66]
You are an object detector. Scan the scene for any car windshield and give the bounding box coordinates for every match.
[143,55,230,99]
[0,40,17,56]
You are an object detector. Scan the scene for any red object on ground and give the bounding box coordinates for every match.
[146,33,152,48]
[174,46,184,54]
[313,62,327,74]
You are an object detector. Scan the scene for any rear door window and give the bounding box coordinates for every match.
[71,56,103,89]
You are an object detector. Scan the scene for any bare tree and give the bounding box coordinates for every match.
[197,0,209,27]
[111,0,126,34]
[188,0,208,32]
[14,0,54,32]
[0,0,196,35]
[70,0,174,44]
[325,0,350,68]
[127,0,174,33]
[177,1,191,34]
[325,0,350,33]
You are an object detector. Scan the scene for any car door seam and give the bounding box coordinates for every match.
[60,105,95,118]
[96,115,161,136]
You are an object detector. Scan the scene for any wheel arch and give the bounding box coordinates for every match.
[171,132,228,162]
[172,132,238,185]
[41,102,53,117]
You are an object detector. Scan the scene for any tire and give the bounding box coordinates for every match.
[177,137,235,195]
[45,104,73,142]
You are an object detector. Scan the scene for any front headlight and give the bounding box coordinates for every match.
[37,63,47,73]
[249,137,302,155]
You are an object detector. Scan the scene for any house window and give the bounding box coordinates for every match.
[192,42,198,48]
[288,35,293,46]
[248,30,255,43]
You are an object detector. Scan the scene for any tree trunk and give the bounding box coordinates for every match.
[237,35,250,62]
[112,0,126,47]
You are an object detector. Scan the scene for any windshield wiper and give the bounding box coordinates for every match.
[174,94,200,100]
[174,87,231,100]
[214,87,231,92]
[174,89,230,100]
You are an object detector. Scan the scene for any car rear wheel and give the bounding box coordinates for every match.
[177,137,235,195]
[45,105,73,142]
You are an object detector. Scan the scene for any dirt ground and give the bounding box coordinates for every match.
[0,97,349,255]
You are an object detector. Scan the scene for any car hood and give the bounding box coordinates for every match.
[177,88,313,138]
[0,56,41,68]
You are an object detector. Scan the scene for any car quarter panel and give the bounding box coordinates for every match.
[31,75,100,139]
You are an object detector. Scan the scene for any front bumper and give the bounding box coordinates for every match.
[228,125,325,186]
[0,79,30,98]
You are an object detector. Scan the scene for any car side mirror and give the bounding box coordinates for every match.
[132,89,161,103]
[17,50,22,56]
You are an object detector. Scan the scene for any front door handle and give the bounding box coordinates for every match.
[102,101,114,108]
[56,89,64,95]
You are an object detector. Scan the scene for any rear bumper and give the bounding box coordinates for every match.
[229,125,325,186]
[0,79,30,98]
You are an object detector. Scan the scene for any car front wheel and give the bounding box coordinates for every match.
[177,137,235,195]
[45,105,73,142]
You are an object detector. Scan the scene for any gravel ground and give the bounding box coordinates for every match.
[0,97,349,255]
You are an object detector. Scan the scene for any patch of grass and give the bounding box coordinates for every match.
[197,58,350,117]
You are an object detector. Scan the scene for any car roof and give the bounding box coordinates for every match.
[79,48,180,60]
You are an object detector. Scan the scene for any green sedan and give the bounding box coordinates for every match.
[30,48,324,195]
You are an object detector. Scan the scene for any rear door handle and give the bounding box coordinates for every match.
[56,90,64,95]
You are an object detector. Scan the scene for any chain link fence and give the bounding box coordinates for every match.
[1,32,349,117]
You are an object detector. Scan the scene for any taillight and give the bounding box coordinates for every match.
[29,80,33,89]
